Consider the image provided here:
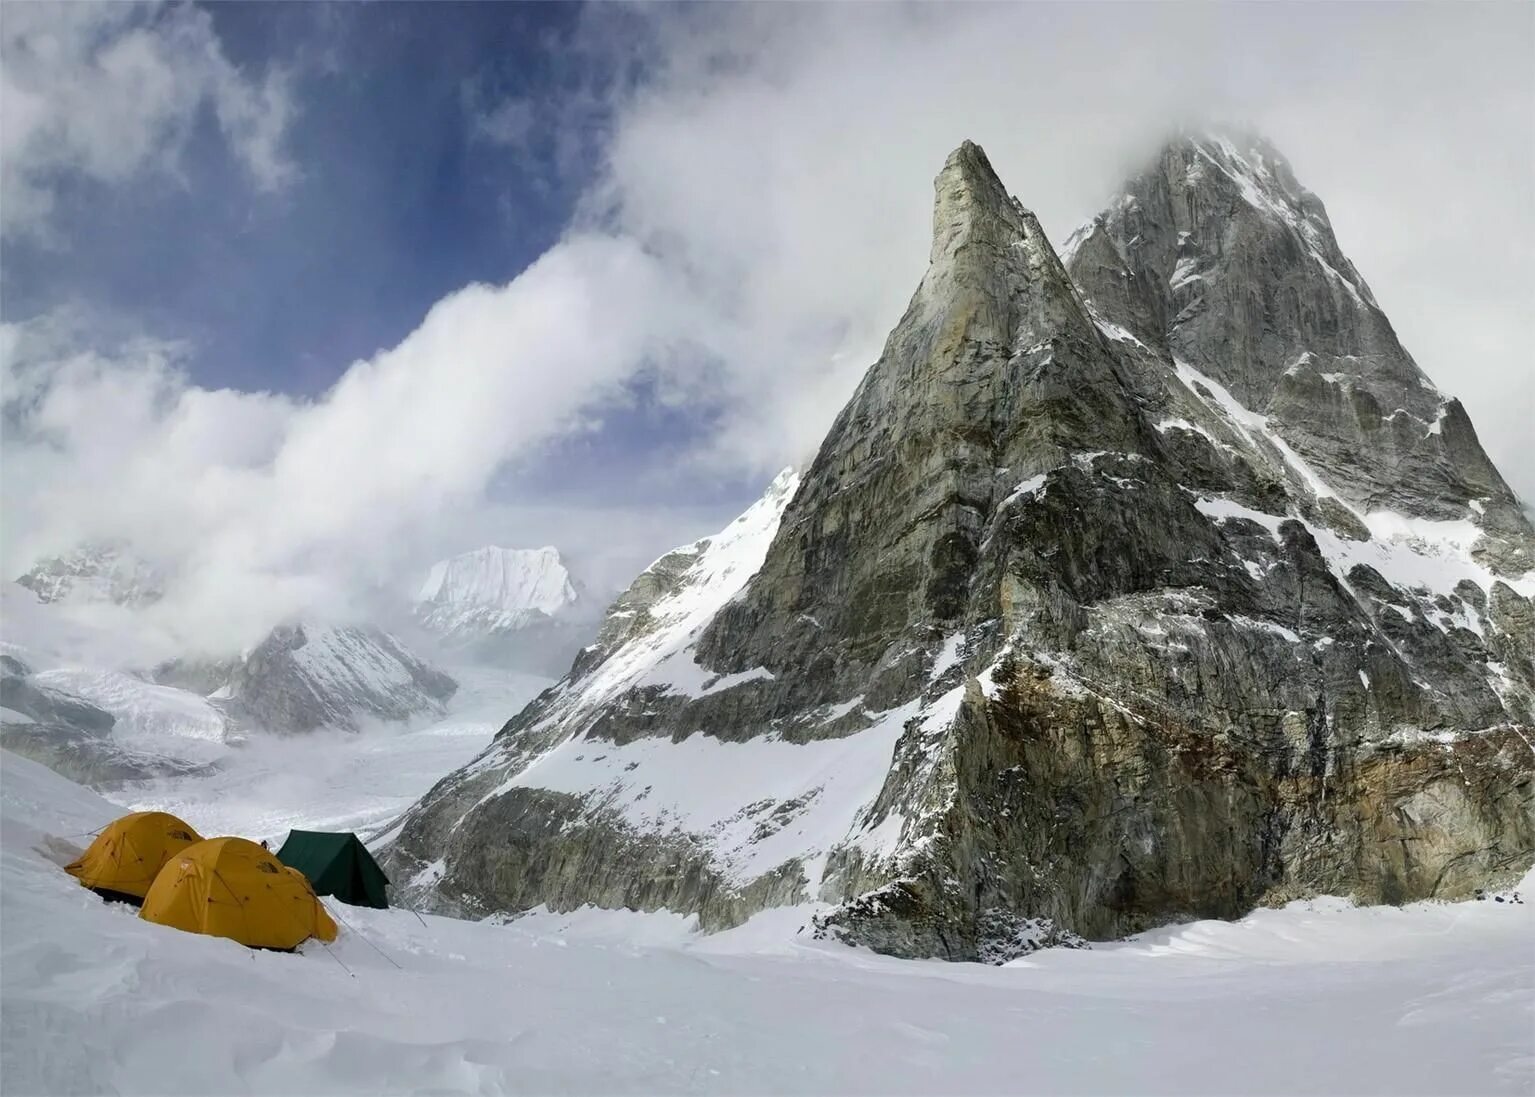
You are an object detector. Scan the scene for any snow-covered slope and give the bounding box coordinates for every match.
[31,668,228,749]
[2,581,461,804]
[3,750,1532,1096]
[124,665,553,843]
[530,470,798,726]
[384,470,840,913]
[1,598,227,788]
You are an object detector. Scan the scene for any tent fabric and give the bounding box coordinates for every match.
[139,836,338,950]
[275,830,390,909]
[65,811,203,904]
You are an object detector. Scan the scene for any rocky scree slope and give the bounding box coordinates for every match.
[384,136,1534,960]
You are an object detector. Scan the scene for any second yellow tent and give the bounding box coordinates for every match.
[140,836,338,950]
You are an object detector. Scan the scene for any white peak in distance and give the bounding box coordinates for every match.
[416,546,580,632]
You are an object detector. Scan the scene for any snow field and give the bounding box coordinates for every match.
[3,750,1532,1097]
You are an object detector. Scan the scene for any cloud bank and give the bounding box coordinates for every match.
[3,3,1530,655]
[1,3,293,240]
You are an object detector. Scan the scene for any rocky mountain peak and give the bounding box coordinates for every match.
[929,139,1022,259]
[919,140,1092,352]
[693,141,1154,680]
[1066,130,1532,565]
[216,621,457,734]
[384,137,1534,963]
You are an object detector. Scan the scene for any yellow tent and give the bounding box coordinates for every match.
[65,811,203,903]
[139,836,339,950]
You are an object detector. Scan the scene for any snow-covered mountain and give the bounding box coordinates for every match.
[412,546,597,676]
[207,623,459,735]
[4,557,459,792]
[416,546,581,634]
[1,652,219,788]
[385,133,1535,960]
[15,543,163,607]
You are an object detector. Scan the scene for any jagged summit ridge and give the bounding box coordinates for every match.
[384,138,1534,962]
[1065,130,1533,567]
[1067,129,1375,303]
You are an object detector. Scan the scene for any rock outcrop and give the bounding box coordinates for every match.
[383,135,1535,960]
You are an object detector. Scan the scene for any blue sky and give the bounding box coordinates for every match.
[2,3,587,396]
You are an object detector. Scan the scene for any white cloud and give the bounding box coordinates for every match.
[1,236,706,652]
[4,3,1530,655]
[468,94,537,151]
[0,2,295,239]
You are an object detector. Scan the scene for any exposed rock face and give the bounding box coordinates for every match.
[15,543,163,607]
[216,624,458,734]
[413,546,596,676]
[1061,131,1532,569]
[384,135,1535,960]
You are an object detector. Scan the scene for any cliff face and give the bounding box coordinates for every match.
[383,136,1535,960]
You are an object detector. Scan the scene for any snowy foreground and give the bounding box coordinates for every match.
[3,751,1532,1096]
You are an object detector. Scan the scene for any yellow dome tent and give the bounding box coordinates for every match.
[65,811,203,904]
[139,836,338,950]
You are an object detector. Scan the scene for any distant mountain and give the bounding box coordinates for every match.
[197,623,458,735]
[416,546,581,635]
[15,543,163,607]
[413,546,596,676]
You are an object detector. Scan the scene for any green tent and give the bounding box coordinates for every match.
[275,830,390,909]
